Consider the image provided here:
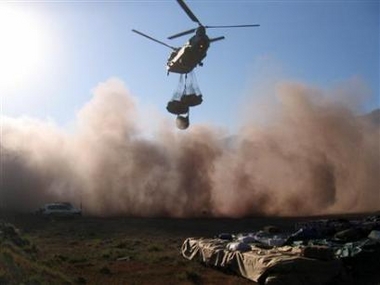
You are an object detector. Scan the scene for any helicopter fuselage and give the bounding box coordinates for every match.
[166,33,210,74]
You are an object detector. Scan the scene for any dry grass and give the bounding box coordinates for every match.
[1,213,379,285]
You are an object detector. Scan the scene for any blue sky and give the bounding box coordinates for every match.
[1,0,379,132]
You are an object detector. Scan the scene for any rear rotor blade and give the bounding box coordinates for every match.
[209,36,225,43]
[132,29,177,50]
[176,0,201,25]
[167,28,197,40]
[205,24,260,29]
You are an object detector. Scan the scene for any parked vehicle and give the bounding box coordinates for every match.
[36,202,82,217]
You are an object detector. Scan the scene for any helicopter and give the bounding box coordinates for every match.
[132,0,260,75]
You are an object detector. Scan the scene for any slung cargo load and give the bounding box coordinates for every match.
[131,0,259,129]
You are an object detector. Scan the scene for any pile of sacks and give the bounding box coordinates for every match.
[181,214,380,285]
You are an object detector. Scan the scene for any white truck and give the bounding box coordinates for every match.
[37,202,82,217]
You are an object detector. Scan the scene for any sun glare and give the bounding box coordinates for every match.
[0,5,48,93]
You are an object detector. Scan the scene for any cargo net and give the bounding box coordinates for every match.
[166,72,203,116]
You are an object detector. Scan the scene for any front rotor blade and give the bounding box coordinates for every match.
[176,0,201,25]
[132,29,177,50]
[209,36,225,43]
[205,24,260,29]
[167,28,197,40]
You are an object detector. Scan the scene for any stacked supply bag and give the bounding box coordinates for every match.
[166,72,203,129]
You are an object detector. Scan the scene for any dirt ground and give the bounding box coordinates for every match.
[2,213,380,285]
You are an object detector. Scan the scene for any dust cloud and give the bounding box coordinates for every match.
[1,78,379,217]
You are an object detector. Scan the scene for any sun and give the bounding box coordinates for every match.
[0,5,48,92]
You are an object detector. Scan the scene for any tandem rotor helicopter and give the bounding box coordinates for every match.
[132,0,259,129]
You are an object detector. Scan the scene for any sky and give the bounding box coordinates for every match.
[0,0,379,132]
[1,0,379,216]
